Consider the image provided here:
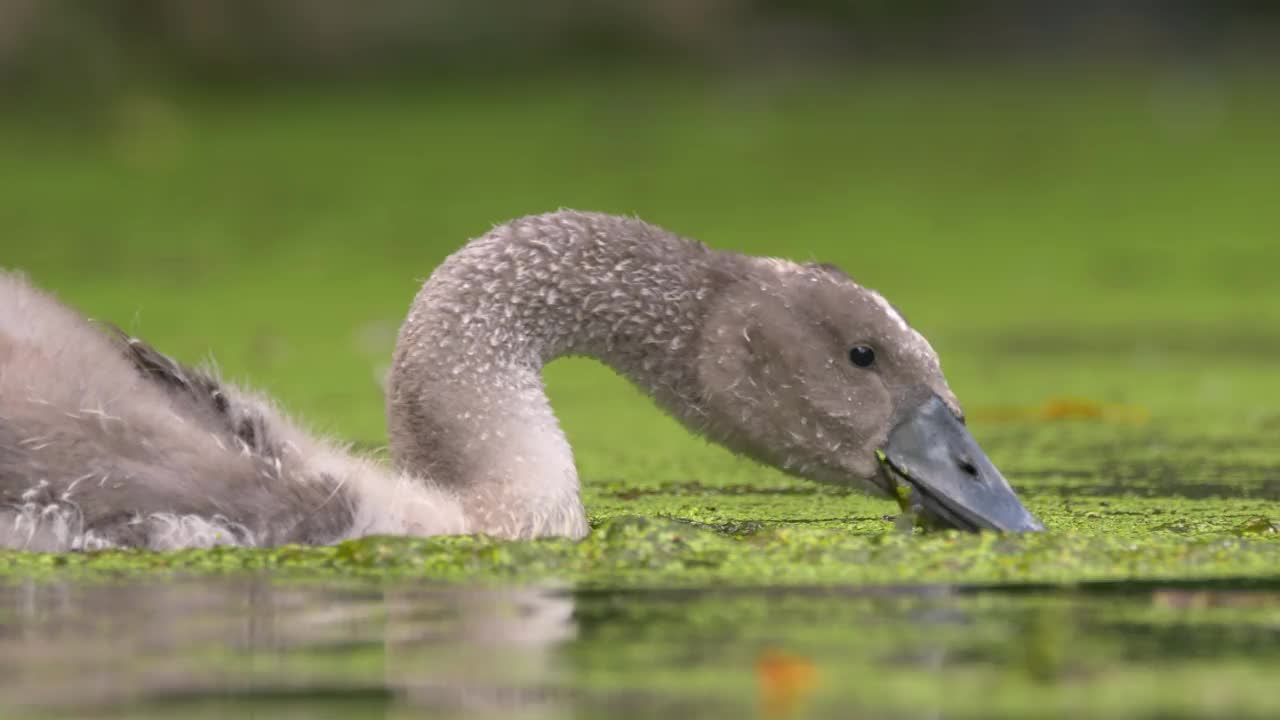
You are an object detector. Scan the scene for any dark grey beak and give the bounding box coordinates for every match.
[880,395,1044,533]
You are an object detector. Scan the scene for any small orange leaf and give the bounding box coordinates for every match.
[969,396,1149,425]
[756,648,819,719]
[1038,397,1107,421]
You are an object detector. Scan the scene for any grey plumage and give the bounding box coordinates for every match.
[0,271,360,549]
[1,210,998,551]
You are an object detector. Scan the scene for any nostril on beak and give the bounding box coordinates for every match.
[957,454,979,479]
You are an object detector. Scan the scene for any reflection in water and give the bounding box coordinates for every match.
[385,585,576,718]
[0,577,578,718]
[2,578,1280,719]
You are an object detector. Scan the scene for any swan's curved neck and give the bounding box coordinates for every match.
[387,212,738,539]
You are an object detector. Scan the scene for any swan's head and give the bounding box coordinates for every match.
[697,259,1042,532]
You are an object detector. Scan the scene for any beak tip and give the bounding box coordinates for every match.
[1012,517,1046,533]
[985,503,1045,534]
[884,394,1045,535]
[998,505,1046,533]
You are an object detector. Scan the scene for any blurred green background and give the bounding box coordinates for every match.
[2,0,1278,487]
[4,6,1280,717]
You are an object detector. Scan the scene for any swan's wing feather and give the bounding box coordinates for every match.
[103,323,228,413]
[103,324,271,456]
[0,272,360,550]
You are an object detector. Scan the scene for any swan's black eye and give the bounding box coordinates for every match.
[849,345,876,368]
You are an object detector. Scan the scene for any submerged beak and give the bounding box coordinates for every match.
[880,395,1044,533]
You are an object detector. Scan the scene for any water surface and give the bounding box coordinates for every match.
[5,576,1280,719]
[3,69,1279,719]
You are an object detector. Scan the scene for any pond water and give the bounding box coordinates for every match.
[2,371,1279,719]
[5,576,1279,719]
[3,72,1279,719]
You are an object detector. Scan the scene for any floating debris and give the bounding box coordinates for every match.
[757,648,819,719]
[970,396,1150,424]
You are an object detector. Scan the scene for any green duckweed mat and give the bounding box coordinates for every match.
[3,65,1280,719]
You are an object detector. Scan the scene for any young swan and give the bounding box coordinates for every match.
[0,211,1041,551]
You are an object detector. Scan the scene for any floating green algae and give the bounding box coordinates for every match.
[2,71,1277,592]
[4,511,1277,587]
[3,68,1280,719]
[2,417,1277,587]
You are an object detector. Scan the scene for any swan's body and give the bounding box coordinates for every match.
[0,211,1040,551]
[0,272,466,550]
